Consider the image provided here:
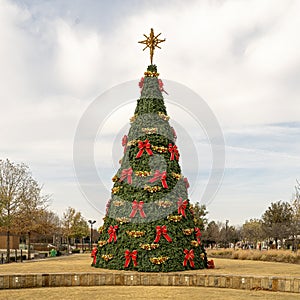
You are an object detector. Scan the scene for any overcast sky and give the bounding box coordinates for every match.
[1,0,300,227]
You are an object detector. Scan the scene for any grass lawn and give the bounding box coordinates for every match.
[0,254,299,300]
[0,286,299,300]
[0,253,299,277]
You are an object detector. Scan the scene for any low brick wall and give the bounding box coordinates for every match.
[0,273,299,293]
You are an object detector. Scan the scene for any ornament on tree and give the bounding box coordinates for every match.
[140,243,159,250]
[153,225,172,243]
[148,170,168,188]
[139,77,144,92]
[129,200,146,218]
[136,139,153,158]
[122,135,128,153]
[126,230,145,238]
[102,254,113,261]
[158,79,168,94]
[184,177,190,189]
[105,199,111,216]
[167,215,183,222]
[119,168,133,184]
[195,227,202,244]
[124,250,138,267]
[107,225,118,243]
[171,127,177,141]
[183,249,195,268]
[168,144,179,161]
[91,247,98,266]
[177,197,188,217]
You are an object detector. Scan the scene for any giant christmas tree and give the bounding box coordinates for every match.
[94,29,207,272]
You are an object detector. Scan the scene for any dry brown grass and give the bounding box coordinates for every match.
[208,248,300,264]
[0,286,300,300]
[0,254,299,300]
[0,253,300,277]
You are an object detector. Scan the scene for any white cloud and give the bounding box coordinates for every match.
[54,20,103,96]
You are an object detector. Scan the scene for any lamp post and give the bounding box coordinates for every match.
[88,220,96,251]
[225,220,229,248]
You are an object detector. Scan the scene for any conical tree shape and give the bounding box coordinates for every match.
[94,65,207,272]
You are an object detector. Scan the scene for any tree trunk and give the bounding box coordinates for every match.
[27,232,31,260]
[6,230,10,263]
[67,237,70,255]
[275,238,278,249]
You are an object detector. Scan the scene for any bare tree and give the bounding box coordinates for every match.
[0,159,48,262]
[62,207,89,253]
[291,180,300,251]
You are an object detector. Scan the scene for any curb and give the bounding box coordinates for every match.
[0,272,299,293]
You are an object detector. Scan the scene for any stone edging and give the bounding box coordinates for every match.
[0,273,299,293]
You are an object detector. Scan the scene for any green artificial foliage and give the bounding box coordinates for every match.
[94,65,207,272]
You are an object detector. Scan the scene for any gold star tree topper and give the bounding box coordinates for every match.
[138,28,166,64]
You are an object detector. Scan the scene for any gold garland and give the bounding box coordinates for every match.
[113,200,125,207]
[155,200,172,208]
[140,243,159,250]
[144,70,159,77]
[144,185,161,193]
[130,111,169,124]
[149,256,169,264]
[135,170,151,177]
[142,127,158,134]
[112,175,119,182]
[126,230,145,238]
[98,240,107,247]
[190,240,199,247]
[98,226,104,234]
[127,139,138,146]
[167,215,183,222]
[158,112,170,121]
[112,186,122,194]
[126,139,170,155]
[172,172,181,180]
[183,228,195,235]
[116,217,131,224]
[130,114,137,123]
[101,254,113,261]
[151,145,168,153]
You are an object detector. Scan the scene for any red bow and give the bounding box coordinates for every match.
[168,144,179,161]
[171,127,177,141]
[183,249,195,268]
[195,227,202,244]
[107,225,118,243]
[129,200,146,218]
[124,249,138,268]
[119,168,133,184]
[148,170,168,188]
[154,225,172,243]
[136,139,153,158]
[207,259,215,269]
[184,178,190,189]
[91,247,98,265]
[105,199,111,215]
[122,135,128,153]
[139,77,144,91]
[158,79,168,95]
[177,198,188,217]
